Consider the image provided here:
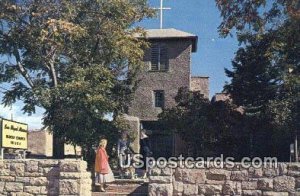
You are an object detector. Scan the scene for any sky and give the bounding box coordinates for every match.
[0,0,240,130]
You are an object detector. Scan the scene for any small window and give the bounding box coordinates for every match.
[151,44,168,71]
[154,90,164,108]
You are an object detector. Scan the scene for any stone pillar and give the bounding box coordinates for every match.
[122,114,140,153]
[59,160,92,196]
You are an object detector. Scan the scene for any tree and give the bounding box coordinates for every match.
[0,0,153,159]
[216,0,299,160]
[216,0,300,37]
[159,87,245,158]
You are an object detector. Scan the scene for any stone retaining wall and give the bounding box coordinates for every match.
[149,163,300,195]
[0,159,92,196]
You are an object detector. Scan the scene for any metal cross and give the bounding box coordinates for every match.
[154,0,171,29]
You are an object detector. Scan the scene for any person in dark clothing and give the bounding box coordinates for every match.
[140,129,152,178]
[117,131,134,178]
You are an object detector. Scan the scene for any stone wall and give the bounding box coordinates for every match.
[0,159,92,196]
[122,114,140,153]
[128,39,192,121]
[190,76,209,98]
[149,163,300,196]
[28,130,52,157]
[28,130,82,157]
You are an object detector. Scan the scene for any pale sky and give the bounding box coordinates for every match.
[0,102,44,130]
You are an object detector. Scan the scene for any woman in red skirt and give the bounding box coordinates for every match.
[95,139,109,192]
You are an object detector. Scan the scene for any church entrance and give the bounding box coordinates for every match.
[141,121,173,158]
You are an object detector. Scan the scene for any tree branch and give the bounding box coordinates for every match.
[48,47,58,87]
[49,60,58,87]
[13,48,35,88]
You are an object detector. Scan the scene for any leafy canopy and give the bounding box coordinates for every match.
[159,87,244,158]
[0,0,154,151]
[216,0,300,37]
[217,0,299,126]
[216,0,299,158]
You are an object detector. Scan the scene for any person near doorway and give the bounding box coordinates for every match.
[140,129,152,179]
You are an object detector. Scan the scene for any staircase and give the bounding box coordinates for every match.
[92,179,148,196]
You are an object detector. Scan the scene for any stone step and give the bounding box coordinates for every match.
[94,184,148,193]
[92,192,148,196]
[93,179,148,195]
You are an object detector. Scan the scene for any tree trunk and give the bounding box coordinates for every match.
[52,132,65,159]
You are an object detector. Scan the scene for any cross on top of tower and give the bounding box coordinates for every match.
[154,0,171,29]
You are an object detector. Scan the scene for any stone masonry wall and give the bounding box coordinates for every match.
[149,163,300,196]
[28,130,52,157]
[190,76,209,99]
[28,130,82,157]
[122,114,140,153]
[128,39,192,121]
[0,159,92,196]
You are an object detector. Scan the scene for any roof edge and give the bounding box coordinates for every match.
[136,28,198,52]
[191,76,210,78]
[143,36,198,52]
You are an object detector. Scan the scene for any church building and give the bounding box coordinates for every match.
[128,28,209,157]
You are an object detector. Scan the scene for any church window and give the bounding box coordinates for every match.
[151,44,169,71]
[154,90,165,108]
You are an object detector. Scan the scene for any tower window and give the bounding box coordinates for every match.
[151,44,168,71]
[154,90,164,108]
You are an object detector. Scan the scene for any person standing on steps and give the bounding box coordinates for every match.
[140,129,152,179]
[117,131,136,179]
[117,132,130,178]
[95,139,109,192]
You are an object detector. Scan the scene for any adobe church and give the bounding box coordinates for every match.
[126,28,209,157]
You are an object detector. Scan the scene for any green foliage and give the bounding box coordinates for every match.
[216,0,300,37]
[159,87,245,158]
[217,0,299,160]
[0,0,154,160]
[223,6,300,129]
